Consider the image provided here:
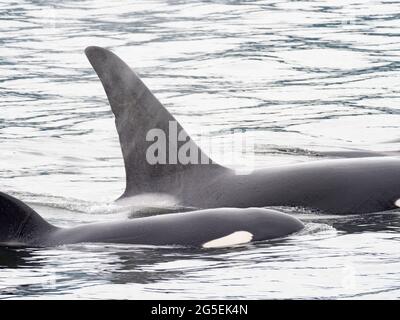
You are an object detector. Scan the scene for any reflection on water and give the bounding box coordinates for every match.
[1,0,400,299]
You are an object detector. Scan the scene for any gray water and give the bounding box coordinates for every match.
[1,0,400,299]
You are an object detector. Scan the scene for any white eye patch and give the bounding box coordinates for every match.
[202,231,253,248]
[395,199,400,208]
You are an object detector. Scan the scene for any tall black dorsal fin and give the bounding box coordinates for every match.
[85,46,229,197]
[0,192,56,246]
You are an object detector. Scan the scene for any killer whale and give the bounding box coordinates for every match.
[0,192,303,248]
[85,46,400,215]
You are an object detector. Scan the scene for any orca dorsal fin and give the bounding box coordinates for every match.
[0,192,56,246]
[85,46,229,198]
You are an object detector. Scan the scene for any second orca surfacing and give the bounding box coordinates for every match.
[85,46,400,215]
[0,192,303,248]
